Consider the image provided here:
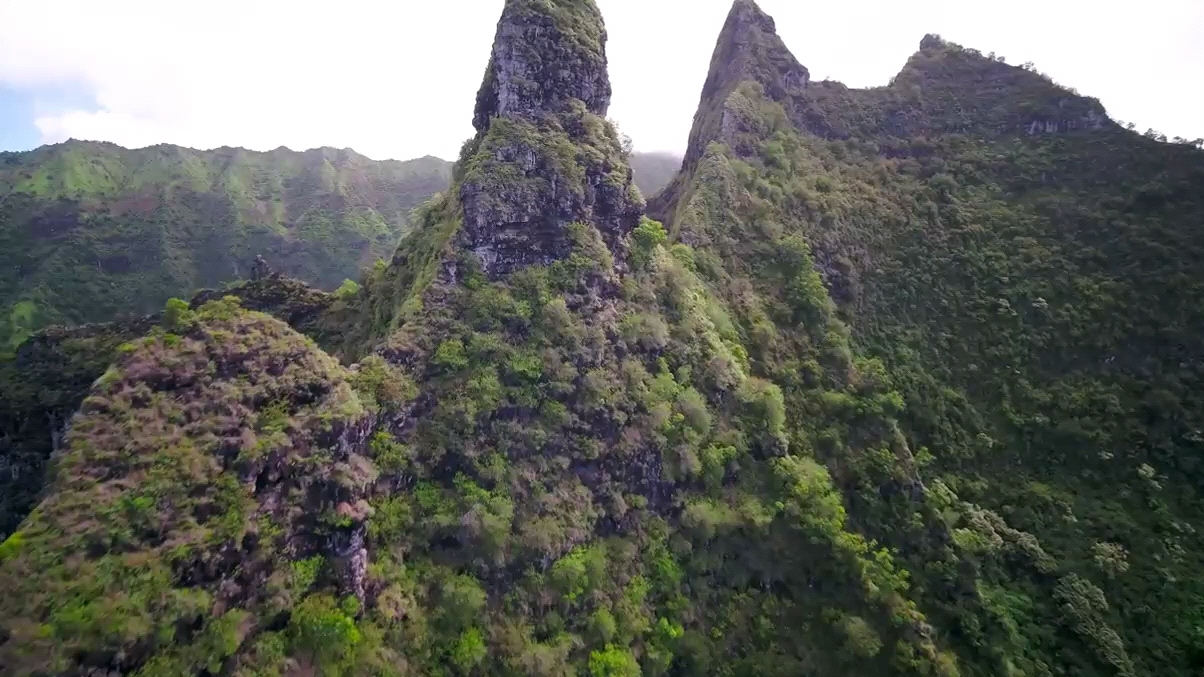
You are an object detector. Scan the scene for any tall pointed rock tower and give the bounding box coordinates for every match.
[458,0,644,278]
[682,0,811,169]
[650,0,818,223]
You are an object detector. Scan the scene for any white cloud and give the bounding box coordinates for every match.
[0,0,502,158]
[1,0,1201,159]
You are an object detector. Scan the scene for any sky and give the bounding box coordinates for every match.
[0,0,1201,160]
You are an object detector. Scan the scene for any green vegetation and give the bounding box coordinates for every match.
[0,140,451,352]
[2,1,1202,676]
[0,316,157,536]
[0,298,374,675]
[653,4,1204,674]
[0,273,350,538]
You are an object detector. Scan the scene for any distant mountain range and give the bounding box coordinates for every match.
[628,150,682,196]
[0,141,681,353]
[0,141,452,352]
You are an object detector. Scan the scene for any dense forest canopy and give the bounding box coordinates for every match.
[1,1,1202,676]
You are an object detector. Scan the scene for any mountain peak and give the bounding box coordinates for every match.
[457,0,641,278]
[727,0,779,35]
[680,0,809,167]
[919,32,946,51]
[472,0,612,131]
[648,0,811,223]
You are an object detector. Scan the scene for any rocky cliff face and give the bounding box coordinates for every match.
[6,1,1201,676]
[459,0,642,278]
[681,0,811,169]
[650,0,815,223]
[0,3,963,674]
[472,0,611,127]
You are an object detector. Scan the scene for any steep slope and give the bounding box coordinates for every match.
[0,276,341,538]
[5,1,1203,676]
[657,2,1204,676]
[0,318,157,537]
[0,297,379,676]
[0,141,452,353]
[291,2,966,673]
[0,1,969,676]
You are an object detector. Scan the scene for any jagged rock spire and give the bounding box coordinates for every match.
[648,0,812,223]
[458,0,642,279]
[682,0,810,168]
[473,0,612,130]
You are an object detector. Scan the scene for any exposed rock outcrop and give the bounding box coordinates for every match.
[472,0,611,129]
[651,0,1116,224]
[681,0,811,169]
[459,0,643,278]
[650,0,815,223]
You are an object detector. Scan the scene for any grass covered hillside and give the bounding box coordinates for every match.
[0,140,452,353]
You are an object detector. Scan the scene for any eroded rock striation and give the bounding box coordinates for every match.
[472,0,611,126]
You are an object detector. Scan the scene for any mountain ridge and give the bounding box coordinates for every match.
[0,138,681,354]
[653,1,1204,674]
[0,139,455,353]
[2,1,1203,676]
[5,137,454,164]
[651,0,1121,225]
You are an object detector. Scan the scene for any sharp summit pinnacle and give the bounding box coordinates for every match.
[458,0,642,279]
[473,0,612,131]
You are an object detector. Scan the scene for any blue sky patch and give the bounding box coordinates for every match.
[0,83,98,153]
